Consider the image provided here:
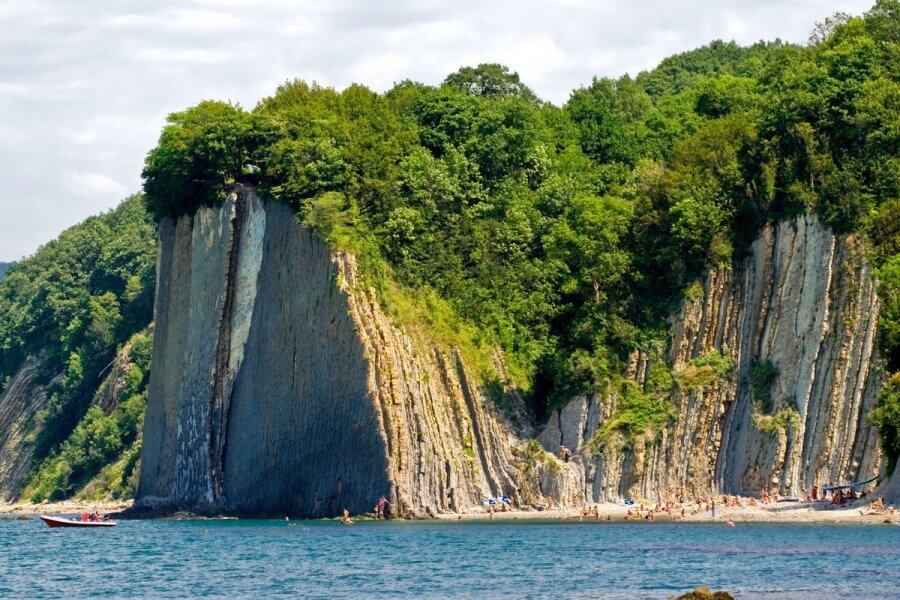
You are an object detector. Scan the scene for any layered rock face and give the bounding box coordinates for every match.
[0,354,59,501]
[136,191,886,515]
[136,191,535,517]
[0,336,144,502]
[542,217,885,501]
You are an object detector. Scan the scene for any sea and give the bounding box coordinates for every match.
[1,518,898,599]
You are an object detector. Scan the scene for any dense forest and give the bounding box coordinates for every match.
[0,1,897,502]
[143,3,900,465]
[0,196,156,499]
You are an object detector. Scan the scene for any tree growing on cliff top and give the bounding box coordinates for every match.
[142,101,253,220]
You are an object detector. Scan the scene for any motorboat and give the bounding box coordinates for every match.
[39,515,117,528]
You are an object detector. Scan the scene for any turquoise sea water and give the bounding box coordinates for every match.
[1,518,898,599]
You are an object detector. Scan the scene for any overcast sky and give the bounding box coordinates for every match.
[0,0,875,261]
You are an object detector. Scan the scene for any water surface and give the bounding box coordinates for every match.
[2,518,897,598]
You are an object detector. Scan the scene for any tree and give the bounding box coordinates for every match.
[566,77,651,165]
[443,64,539,103]
[142,101,252,220]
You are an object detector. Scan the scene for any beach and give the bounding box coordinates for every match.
[435,498,897,525]
[0,499,133,518]
[3,496,895,525]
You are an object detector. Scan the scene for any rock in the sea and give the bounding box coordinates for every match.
[675,587,735,600]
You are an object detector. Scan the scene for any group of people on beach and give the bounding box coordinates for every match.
[579,505,611,520]
[339,496,390,525]
[373,496,389,519]
[860,496,894,515]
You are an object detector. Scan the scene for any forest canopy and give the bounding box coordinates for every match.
[140,2,900,455]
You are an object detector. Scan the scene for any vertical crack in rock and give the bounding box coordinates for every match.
[208,194,244,503]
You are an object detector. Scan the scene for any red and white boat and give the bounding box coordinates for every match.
[39,515,117,528]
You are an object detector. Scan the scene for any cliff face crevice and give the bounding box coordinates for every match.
[541,216,885,502]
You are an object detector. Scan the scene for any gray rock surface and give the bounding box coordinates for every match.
[881,466,900,505]
[136,191,536,517]
[0,354,58,500]
[135,191,888,514]
[543,216,885,502]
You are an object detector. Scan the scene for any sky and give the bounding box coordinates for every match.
[0,0,876,261]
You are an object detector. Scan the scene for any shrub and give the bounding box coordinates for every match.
[677,350,733,392]
[748,359,779,412]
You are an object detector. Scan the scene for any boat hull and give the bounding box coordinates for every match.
[40,515,117,528]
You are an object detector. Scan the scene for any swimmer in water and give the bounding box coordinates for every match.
[341,508,354,525]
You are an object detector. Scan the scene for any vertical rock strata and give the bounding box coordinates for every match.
[136,191,886,515]
[0,354,59,501]
[136,191,530,517]
[542,217,885,501]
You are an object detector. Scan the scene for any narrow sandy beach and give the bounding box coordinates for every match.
[3,497,896,524]
[0,499,133,518]
[436,499,897,525]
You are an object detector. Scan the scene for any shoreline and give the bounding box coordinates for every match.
[2,497,895,525]
[435,500,896,525]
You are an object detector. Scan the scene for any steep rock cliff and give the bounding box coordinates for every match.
[541,216,885,501]
[137,192,886,515]
[136,191,550,517]
[0,354,59,500]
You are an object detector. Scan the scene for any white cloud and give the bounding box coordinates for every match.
[61,170,127,199]
[0,0,876,259]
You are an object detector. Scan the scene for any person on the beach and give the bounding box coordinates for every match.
[341,508,354,525]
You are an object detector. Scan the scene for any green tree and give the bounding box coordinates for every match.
[143,101,252,220]
[443,63,539,102]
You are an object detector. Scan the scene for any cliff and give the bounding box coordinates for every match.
[136,191,548,517]
[0,335,147,502]
[0,353,59,500]
[541,216,885,501]
[136,192,887,516]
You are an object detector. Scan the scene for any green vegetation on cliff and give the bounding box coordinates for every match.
[0,262,12,281]
[141,2,900,458]
[0,195,157,499]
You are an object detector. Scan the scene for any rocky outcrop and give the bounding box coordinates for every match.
[136,191,548,517]
[542,216,885,501]
[0,353,59,501]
